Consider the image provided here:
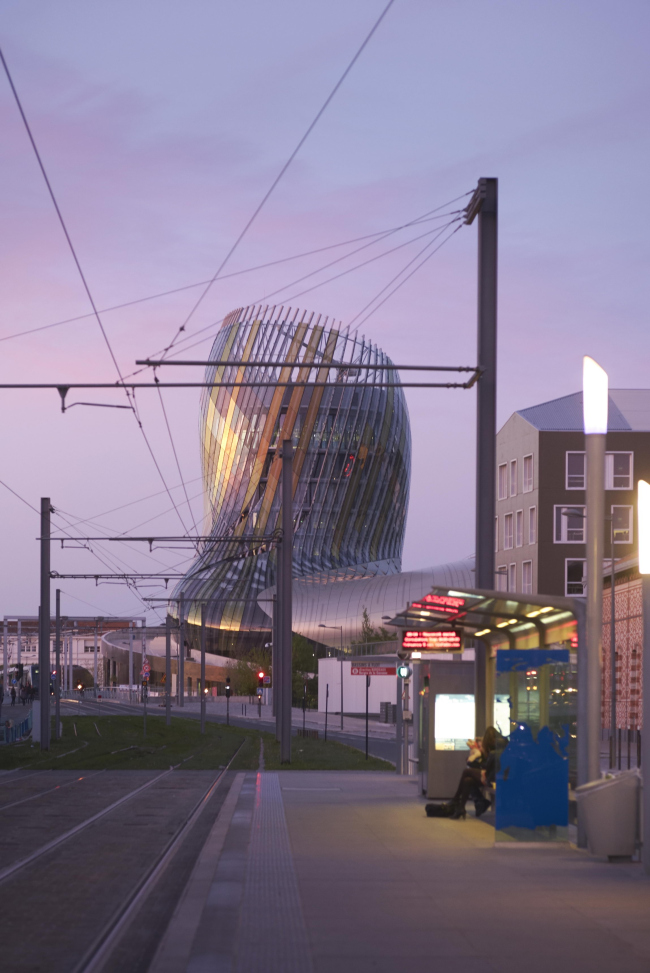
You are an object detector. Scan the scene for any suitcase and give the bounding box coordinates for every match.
[425,802,455,818]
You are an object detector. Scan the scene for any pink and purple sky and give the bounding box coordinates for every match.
[1,0,648,623]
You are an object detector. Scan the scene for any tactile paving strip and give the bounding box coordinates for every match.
[235,773,313,973]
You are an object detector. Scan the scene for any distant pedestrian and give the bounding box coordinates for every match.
[10,687,16,706]
[20,686,27,706]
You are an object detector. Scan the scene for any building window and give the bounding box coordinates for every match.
[496,566,507,591]
[612,505,633,543]
[605,452,633,490]
[522,561,533,594]
[504,513,514,550]
[523,454,533,493]
[495,516,498,553]
[515,510,523,547]
[509,460,517,497]
[554,505,586,543]
[566,452,586,489]
[528,506,537,545]
[566,559,586,596]
[498,464,507,500]
[508,563,516,592]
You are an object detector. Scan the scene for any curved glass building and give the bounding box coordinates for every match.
[175,304,411,654]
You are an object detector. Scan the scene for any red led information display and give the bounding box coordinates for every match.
[410,593,465,616]
[401,630,463,652]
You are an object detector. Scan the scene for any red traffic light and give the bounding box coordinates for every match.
[258,671,265,679]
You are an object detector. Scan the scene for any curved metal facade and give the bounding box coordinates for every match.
[176,304,411,651]
[282,558,476,649]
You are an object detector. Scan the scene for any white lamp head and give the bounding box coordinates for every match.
[583,356,608,435]
[639,480,650,575]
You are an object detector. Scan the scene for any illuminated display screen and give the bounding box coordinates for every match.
[435,694,475,750]
[410,593,465,616]
[494,694,511,738]
[402,630,462,652]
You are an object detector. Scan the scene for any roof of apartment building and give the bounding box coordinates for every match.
[516,389,650,432]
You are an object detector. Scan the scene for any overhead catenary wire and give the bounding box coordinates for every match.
[157,0,398,363]
[59,590,137,619]
[250,217,461,307]
[128,203,470,377]
[0,206,466,347]
[49,475,205,535]
[0,477,178,615]
[130,202,470,371]
[353,222,464,330]
[0,46,193,538]
[123,221,463,377]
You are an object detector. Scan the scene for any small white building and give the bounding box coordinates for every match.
[318,657,398,715]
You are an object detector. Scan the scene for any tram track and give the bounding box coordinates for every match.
[0,765,176,885]
[72,739,246,973]
[0,767,46,786]
[0,769,104,813]
[0,739,246,973]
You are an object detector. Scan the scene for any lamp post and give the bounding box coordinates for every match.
[638,480,650,873]
[581,356,608,793]
[319,623,344,730]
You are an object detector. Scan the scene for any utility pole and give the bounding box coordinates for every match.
[128,621,134,703]
[395,673,403,774]
[271,593,278,720]
[583,356,607,786]
[2,620,7,712]
[93,621,98,695]
[179,592,185,707]
[465,177,498,737]
[55,590,61,740]
[275,566,283,742]
[165,614,172,726]
[609,519,617,768]
[638,479,650,873]
[200,603,206,735]
[39,497,51,750]
[280,438,293,763]
[340,629,344,732]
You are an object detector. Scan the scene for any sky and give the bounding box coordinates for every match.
[0,0,648,624]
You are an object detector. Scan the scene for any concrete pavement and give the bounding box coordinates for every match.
[160,770,650,973]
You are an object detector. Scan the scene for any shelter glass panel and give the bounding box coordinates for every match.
[493,646,577,844]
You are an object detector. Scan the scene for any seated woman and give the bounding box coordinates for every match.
[450,725,501,819]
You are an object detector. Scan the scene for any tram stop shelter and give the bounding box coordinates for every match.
[388,585,587,844]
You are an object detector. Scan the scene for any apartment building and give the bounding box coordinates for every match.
[495,389,650,597]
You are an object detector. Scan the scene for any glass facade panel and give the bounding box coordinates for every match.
[173,306,411,653]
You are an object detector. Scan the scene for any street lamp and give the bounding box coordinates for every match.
[582,355,608,790]
[319,623,344,730]
[638,480,650,873]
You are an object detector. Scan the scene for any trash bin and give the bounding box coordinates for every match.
[575,769,640,860]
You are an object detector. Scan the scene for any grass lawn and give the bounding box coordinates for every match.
[0,716,393,772]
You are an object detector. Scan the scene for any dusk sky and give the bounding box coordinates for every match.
[1,0,648,624]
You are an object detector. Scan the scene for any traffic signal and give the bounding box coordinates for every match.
[16,663,24,679]
[225,675,231,698]
[257,671,264,696]
[397,664,411,679]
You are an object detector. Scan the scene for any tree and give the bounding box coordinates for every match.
[228,646,271,696]
[352,606,397,645]
[292,633,318,706]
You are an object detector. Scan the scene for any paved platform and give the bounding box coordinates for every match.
[162,770,650,973]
